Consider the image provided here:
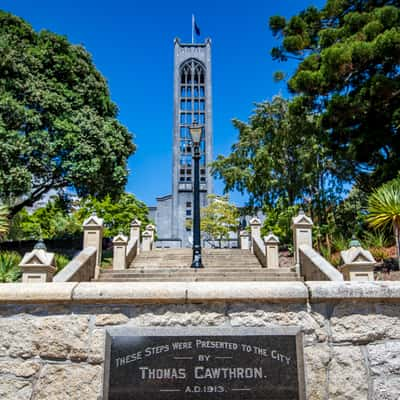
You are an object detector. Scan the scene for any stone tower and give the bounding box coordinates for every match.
[171,38,213,246]
[150,38,213,247]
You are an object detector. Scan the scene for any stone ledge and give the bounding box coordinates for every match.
[307,281,400,302]
[73,282,187,304]
[1,282,400,304]
[0,283,77,303]
[186,282,308,303]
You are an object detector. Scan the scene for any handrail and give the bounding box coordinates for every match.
[299,244,343,281]
[252,236,267,267]
[53,247,97,282]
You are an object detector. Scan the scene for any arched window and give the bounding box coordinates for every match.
[178,59,206,184]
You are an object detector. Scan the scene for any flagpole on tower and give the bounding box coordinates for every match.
[192,14,195,44]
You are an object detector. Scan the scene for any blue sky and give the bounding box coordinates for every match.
[2,0,325,206]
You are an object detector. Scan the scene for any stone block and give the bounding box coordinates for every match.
[330,302,400,343]
[0,315,89,360]
[95,313,129,326]
[303,344,330,400]
[0,359,40,378]
[131,303,226,327]
[0,377,32,400]
[34,364,102,400]
[328,346,368,400]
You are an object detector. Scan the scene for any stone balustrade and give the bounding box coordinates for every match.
[299,244,344,281]
[53,247,97,282]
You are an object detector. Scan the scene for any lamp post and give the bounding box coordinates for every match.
[189,122,203,268]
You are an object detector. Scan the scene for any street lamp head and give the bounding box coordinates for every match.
[189,122,202,145]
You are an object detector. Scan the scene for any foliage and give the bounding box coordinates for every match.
[0,204,9,239]
[362,230,391,249]
[54,253,71,273]
[0,251,21,282]
[333,187,369,240]
[212,96,346,209]
[211,96,347,250]
[76,193,150,237]
[366,177,400,266]
[269,1,400,189]
[0,11,135,216]
[261,200,299,245]
[7,198,81,240]
[192,195,239,241]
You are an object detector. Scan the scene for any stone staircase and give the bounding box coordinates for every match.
[97,248,301,282]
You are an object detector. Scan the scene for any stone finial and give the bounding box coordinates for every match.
[83,212,104,268]
[19,243,56,283]
[131,219,142,228]
[340,240,376,281]
[264,233,280,269]
[292,210,313,227]
[112,233,128,270]
[83,213,104,228]
[264,232,280,244]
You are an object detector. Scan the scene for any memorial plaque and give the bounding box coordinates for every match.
[103,327,305,400]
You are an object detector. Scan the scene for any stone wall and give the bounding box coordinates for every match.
[0,281,399,399]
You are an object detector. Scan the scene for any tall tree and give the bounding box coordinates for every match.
[269,1,400,189]
[211,96,345,223]
[0,11,135,215]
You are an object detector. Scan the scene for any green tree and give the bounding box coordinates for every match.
[7,199,81,241]
[211,96,345,232]
[0,11,135,216]
[366,177,400,267]
[269,1,400,189]
[76,193,150,237]
[188,195,239,243]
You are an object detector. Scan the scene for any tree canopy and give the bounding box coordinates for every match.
[0,11,135,215]
[269,0,400,189]
[211,97,346,218]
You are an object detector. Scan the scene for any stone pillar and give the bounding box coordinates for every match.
[19,240,56,283]
[130,219,141,255]
[112,233,128,270]
[249,217,261,253]
[239,230,250,250]
[142,230,153,252]
[130,219,141,242]
[292,209,313,270]
[83,212,104,267]
[340,238,376,281]
[264,233,280,269]
[146,224,156,244]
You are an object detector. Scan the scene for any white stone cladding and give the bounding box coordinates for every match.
[0,281,400,399]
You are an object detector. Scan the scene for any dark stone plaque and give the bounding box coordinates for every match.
[103,327,305,400]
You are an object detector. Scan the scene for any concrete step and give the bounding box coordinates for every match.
[96,276,302,282]
[101,267,293,274]
[99,272,297,279]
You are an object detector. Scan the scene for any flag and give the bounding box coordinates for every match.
[193,15,201,37]
[194,19,201,36]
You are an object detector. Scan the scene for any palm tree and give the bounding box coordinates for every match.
[0,252,21,283]
[366,178,400,267]
[0,204,9,239]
